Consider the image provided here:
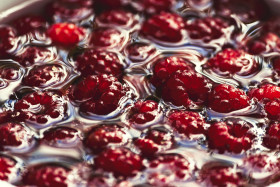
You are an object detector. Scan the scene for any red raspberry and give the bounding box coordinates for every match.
[168,110,206,138]
[134,129,174,156]
[12,15,47,35]
[200,162,246,186]
[84,125,129,153]
[206,48,258,76]
[185,17,231,43]
[208,84,250,113]
[94,148,143,177]
[22,164,71,187]
[141,0,175,14]
[263,123,280,149]
[141,12,185,43]
[125,42,156,62]
[264,99,280,120]
[0,26,18,58]
[23,64,67,88]
[161,70,211,107]
[14,91,68,125]
[47,23,85,46]
[75,49,124,77]
[89,28,125,49]
[151,56,193,88]
[248,84,280,101]
[42,127,80,147]
[69,74,129,115]
[207,120,255,153]
[147,154,195,186]
[128,100,159,125]
[96,10,136,28]
[0,156,18,182]
[14,46,57,67]
[0,123,33,152]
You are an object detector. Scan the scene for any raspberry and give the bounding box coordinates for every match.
[89,28,125,49]
[0,66,20,81]
[47,23,85,46]
[22,164,71,187]
[134,129,174,156]
[84,125,129,153]
[0,123,33,152]
[23,64,67,88]
[272,56,280,72]
[75,49,124,77]
[87,175,114,187]
[168,110,206,137]
[125,42,156,62]
[264,99,280,120]
[248,84,280,101]
[96,10,136,28]
[208,84,250,113]
[0,156,18,182]
[263,123,280,149]
[206,48,258,76]
[147,154,195,186]
[42,127,80,147]
[12,15,47,35]
[151,56,193,88]
[207,119,255,153]
[142,0,175,14]
[14,46,57,67]
[14,91,68,125]
[161,70,211,107]
[0,26,17,58]
[128,100,159,125]
[69,74,129,115]
[141,12,185,43]
[200,162,246,186]
[94,148,143,177]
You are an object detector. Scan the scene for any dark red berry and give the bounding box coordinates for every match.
[129,100,159,125]
[22,164,71,187]
[87,175,114,187]
[96,10,136,28]
[168,110,206,138]
[94,148,143,177]
[75,49,124,77]
[23,64,67,88]
[147,154,195,186]
[12,15,47,35]
[264,99,280,120]
[42,127,80,147]
[0,156,18,182]
[161,70,211,107]
[248,84,280,101]
[14,91,68,125]
[142,0,175,14]
[125,42,156,62]
[206,48,258,76]
[47,23,85,46]
[0,66,20,81]
[151,56,193,88]
[134,129,174,156]
[263,123,280,149]
[84,125,129,153]
[208,84,250,113]
[272,56,280,72]
[207,119,255,153]
[141,12,185,43]
[0,26,17,58]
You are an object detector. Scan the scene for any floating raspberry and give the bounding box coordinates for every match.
[96,10,136,28]
[248,84,280,101]
[208,84,250,113]
[207,119,255,153]
[14,91,68,125]
[125,42,156,62]
[84,125,129,153]
[0,26,18,58]
[0,156,18,182]
[263,123,280,149]
[141,12,185,43]
[147,154,195,186]
[22,164,71,187]
[47,23,85,46]
[142,0,175,14]
[206,48,258,76]
[264,99,280,120]
[134,129,174,156]
[12,15,47,35]
[151,56,194,88]
[75,49,124,77]
[168,110,206,137]
[94,148,143,177]
[23,64,67,88]
[161,70,211,107]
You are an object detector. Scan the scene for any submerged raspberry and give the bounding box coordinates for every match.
[0,156,18,182]
[12,15,47,35]
[207,119,255,153]
[168,110,206,137]
[0,26,17,58]
[94,148,143,177]
[141,12,185,43]
[125,42,156,62]
[248,84,280,101]
[263,123,280,149]
[96,10,136,28]
[206,48,258,76]
[75,49,124,77]
[208,84,250,113]
[264,99,280,120]
[142,0,175,14]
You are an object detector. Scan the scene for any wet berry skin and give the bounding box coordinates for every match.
[208,84,250,113]
[0,156,18,182]
[129,100,159,124]
[263,123,280,149]
[264,99,280,120]
[75,49,124,77]
[168,110,206,138]
[0,26,17,58]
[248,84,280,101]
[125,42,156,62]
[142,0,175,14]
[94,148,144,177]
[47,23,85,46]
[12,15,47,35]
[141,12,185,43]
[96,10,136,28]
[207,120,255,153]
